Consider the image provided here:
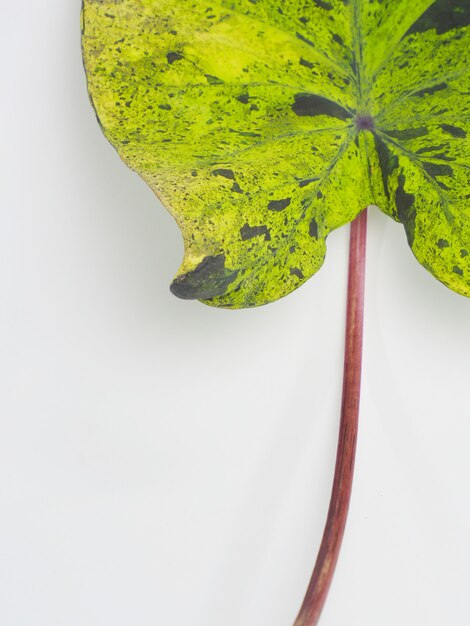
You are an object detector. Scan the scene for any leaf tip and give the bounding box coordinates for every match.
[170,254,238,301]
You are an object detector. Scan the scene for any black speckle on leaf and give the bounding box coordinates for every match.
[268,198,291,211]
[453,266,464,276]
[231,182,244,193]
[461,249,469,258]
[212,168,235,179]
[240,224,271,241]
[158,103,172,110]
[292,93,352,120]
[166,51,183,64]
[437,239,450,249]
[309,218,319,239]
[440,124,467,138]
[332,33,344,46]
[170,255,238,300]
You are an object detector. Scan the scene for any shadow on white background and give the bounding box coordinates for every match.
[1,4,470,626]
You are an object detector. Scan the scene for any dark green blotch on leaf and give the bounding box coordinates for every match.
[313,0,333,10]
[231,182,244,193]
[292,93,352,120]
[268,198,291,211]
[299,58,314,69]
[290,267,305,279]
[406,0,470,36]
[423,162,453,179]
[384,127,429,141]
[236,93,250,104]
[212,168,235,179]
[374,135,399,201]
[170,255,238,299]
[205,74,224,84]
[166,51,183,64]
[299,177,319,188]
[440,124,467,138]
[395,174,416,245]
[413,82,448,98]
[309,218,319,239]
[240,224,271,241]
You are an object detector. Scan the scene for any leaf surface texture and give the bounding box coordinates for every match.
[82,0,470,306]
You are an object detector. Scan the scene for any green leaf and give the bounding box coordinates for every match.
[82,0,470,307]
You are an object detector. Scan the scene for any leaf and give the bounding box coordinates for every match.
[82,0,470,307]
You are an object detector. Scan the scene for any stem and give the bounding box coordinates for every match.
[293,208,368,626]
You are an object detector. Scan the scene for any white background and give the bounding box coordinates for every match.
[2,3,470,626]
